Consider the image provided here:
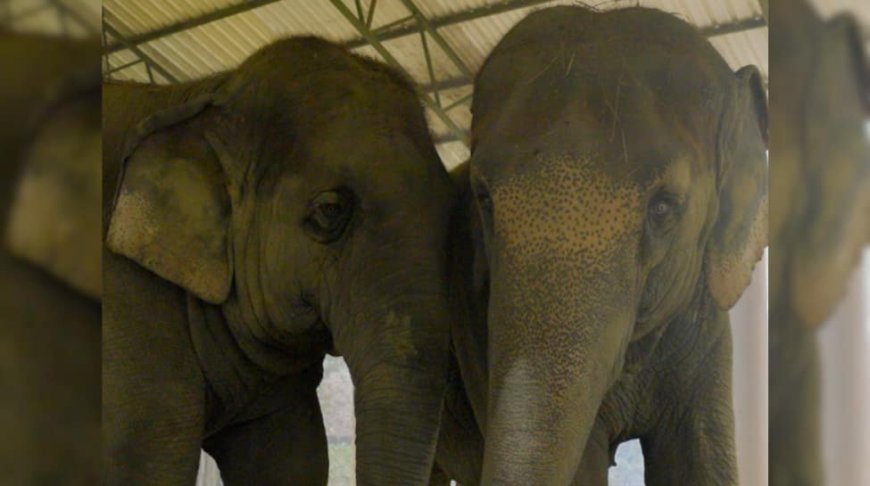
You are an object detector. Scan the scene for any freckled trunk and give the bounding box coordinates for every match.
[481,258,635,484]
[335,297,451,485]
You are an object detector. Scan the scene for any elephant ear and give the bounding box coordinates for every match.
[106,98,234,304]
[790,15,870,328]
[706,65,769,310]
[6,88,102,299]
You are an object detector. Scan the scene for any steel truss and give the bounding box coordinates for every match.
[101,0,767,145]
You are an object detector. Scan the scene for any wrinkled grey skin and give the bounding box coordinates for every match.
[769,0,870,484]
[0,32,101,485]
[435,7,767,485]
[103,37,455,485]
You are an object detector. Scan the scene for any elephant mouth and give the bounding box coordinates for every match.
[309,316,336,355]
[323,327,339,356]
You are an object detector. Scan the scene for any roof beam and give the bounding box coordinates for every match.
[104,57,145,76]
[344,0,556,49]
[701,16,766,37]
[102,0,767,58]
[103,21,178,83]
[398,0,475,79]
[104,0,283,54]
[102,0,554,55]
[422,76,469,93]
[420,14,769,96]
[328,0,469,147]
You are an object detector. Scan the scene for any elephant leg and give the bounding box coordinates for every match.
[570,419,611,486]
[203,386,328,486]
[0,255,101,484]
[429,464,451,485]
[642,324,738,486]
[770,328,823,486]
[103,254,206,485]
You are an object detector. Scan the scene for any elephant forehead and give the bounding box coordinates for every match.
[492,157,643,263]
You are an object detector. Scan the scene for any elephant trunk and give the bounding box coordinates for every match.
[353,360,446,484]
[336,294,451,485]
[481,255,636,484]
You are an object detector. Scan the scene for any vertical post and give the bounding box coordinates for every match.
[419,29,441,108]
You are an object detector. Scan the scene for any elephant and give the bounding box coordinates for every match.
[102,36,458,485]
[434,7,768,485]
[0,32,101,484]
[769,0,870,484]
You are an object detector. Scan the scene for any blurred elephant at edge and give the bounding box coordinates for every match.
[0,31,101,485]
[769,0,870,484]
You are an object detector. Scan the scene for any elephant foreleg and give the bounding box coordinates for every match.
[103,254,207,486]
[569,419,611,486]
[769,328,823,486]
[642,325,738,486]
[429,464,451,485]
[203,387,328,486]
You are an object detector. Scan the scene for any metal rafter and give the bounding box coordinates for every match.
[422,15,769,95]
[419,30,441,107]
[98,0,767,143]
[101,0,559,55]
[346,0,557,48]
[103,0,284,54]
[103,21,178,82]
[365,0,377,28]
[102,24,109,72]
[105,57,145,75]
[399,0,473,78]
[102,0,766,57]
[400,0,475,113]
[328,0,469,147]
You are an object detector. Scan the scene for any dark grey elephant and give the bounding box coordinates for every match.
[0,32,101,484]
[103,37,456,485]
[769,0,870,484]
[436,7,767,485]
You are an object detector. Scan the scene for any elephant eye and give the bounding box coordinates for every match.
[471,177,493,219]
[647,193,681,231]
[305,190,354,244]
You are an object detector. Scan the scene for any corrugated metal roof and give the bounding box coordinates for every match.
[103,0,769,168]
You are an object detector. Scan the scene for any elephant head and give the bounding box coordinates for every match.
[468,8,767,482]
[0,34,102,300]
[106,38,454,484]
[6,55,101,299]
[770,0,870,329]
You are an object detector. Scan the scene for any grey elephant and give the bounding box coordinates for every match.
[434,7,767,485]
[103,37,457,485]
[0,32,101,484]
[769,0,870,484]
